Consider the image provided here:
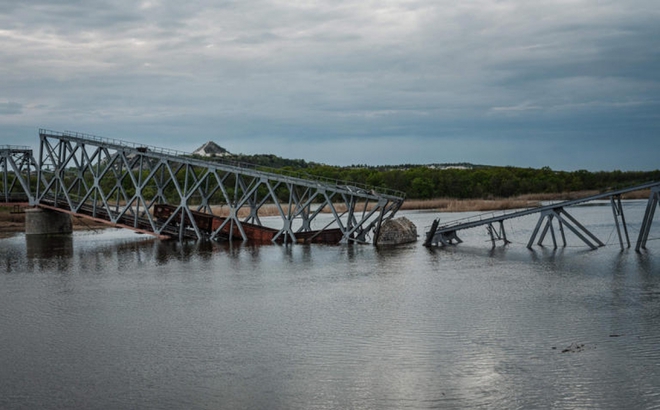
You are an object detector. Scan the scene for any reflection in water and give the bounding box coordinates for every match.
[26,234,74,259]
[25,234,74,273]
[0,206,660,410]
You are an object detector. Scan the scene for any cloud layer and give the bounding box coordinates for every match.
[1,0,658,170]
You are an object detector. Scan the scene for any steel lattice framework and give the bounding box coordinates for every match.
[424,181,660,252]
[1,145,37,204]
[36,130,405,243]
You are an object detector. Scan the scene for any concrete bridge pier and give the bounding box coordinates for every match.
[25,208,72,236]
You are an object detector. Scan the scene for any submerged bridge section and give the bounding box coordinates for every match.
[425,182,660,252]
[33,130,405,244]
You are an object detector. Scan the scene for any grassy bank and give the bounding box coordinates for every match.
[2,189,650,235]
[399,198,541,212]
[204,189,652,217]
[400,189,652,212]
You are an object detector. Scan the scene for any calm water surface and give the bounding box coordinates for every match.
[1,203,659,409]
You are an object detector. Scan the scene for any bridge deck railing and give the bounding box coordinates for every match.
[426,181,660,250]
[433,181,660,233]
[1,145,32,152]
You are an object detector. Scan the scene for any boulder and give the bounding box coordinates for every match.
[376,216,418,245]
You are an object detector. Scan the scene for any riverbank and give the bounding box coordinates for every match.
[0,205,108,237]
[399,189,651,212]
[1,189,650,236]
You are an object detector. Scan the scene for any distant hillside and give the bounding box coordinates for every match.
[201,152,319,169]
[193,149,660,200]
[231,154,319,169]
[346,162,491,171]
[195,145,486,171]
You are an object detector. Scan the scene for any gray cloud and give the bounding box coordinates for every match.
[0,0,658,170]
[0,102,22,115]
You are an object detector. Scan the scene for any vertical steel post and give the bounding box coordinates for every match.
[636,187,659,251]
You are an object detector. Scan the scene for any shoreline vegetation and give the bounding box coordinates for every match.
[399,188,651,212]
[1,189,651,236]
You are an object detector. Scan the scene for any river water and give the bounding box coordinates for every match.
[1,201,659,409]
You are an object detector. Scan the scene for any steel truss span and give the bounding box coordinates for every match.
[1,145,38,204]
[424,182,660,252]
[36,130,405,244]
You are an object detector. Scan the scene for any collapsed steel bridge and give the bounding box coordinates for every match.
[32,129,405,244]
[424,182,660,252]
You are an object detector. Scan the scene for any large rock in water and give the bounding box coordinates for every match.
[377,217,418,245]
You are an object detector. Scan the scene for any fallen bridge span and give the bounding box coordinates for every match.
[424,182,660,252]
[33,130,406,244]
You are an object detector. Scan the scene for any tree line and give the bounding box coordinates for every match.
[201,154,660,199]
[296,165,660,199]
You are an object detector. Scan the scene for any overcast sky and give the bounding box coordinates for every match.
[1,0,658,170]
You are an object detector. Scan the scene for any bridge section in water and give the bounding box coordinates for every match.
[30,130,405,244]
[424,182,660,252]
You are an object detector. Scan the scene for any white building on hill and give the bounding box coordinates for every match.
[193,141,231,157]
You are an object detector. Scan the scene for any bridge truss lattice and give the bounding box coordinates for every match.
[425,182,660,252]
[36,130,405,243]
[1,145,38,204]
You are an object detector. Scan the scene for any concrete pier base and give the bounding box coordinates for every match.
[25,207,72,236]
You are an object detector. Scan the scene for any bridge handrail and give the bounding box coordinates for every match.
[246,164,406,199]
[0,145,32,152]
[433,205,542,230]
[434,181,660,231]
[58,129,190,157]
[39,129,406,199]
[185,153,405,198]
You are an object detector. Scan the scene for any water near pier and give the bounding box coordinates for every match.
[1,202,659,409]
